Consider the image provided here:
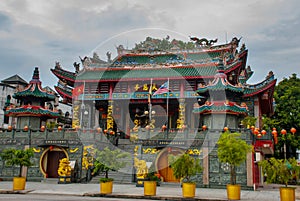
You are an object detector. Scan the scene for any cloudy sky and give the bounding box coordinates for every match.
[0,0,299,88]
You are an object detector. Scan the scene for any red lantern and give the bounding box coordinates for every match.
[40,125,45,132]
[271,130,277,136]
[290,127,296,134]
[109,130,114,135]
[250,126,255,130]
[7,125,12,131]
[23,125,29,132]
[281,129,287,135]
[58,126,62,131]
[261,130,267,135]
[253,129,259,135]
[257,133,262,138]
[224,127,229,132]
[103,129,107,134]
[202,125,207,131]
[162,125,167,131]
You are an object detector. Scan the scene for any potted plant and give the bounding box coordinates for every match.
[259,157,300,201]
[217,131,252,200]
[143,163,161,196]
[169,153,203,198]
[143,171,160,196]
[0,148,34,190]
[92,147,131,194]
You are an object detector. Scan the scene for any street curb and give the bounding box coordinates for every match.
[85,193,227,201]
[0,189,33,194]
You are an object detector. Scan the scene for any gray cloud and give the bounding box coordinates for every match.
[0,0,299,87]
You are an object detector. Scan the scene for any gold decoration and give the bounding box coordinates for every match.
[69,148,79,153]
[143,148,159,154]
[107,101,114,130]
[82,145,95,170]
[58,158,71,182]
[134,157,148,180]
[32,147,41,153]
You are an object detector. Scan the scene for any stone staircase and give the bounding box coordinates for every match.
[89,138,136,184]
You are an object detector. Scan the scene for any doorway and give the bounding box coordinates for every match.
[156,147,184,182]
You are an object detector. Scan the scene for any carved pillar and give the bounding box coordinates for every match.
[107,100,114,131]
[176,98,185,129]
[72,100,81,129]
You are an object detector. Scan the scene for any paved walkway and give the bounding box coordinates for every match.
[0,181,299,201]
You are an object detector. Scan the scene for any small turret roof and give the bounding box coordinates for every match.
[13,67,56,101]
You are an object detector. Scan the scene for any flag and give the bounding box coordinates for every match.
[72,84,84,99]
[153,81,169,96]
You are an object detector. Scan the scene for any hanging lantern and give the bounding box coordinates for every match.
[202,125,207,131]
[23,125,29,132]
[7,125,12,131]
[57,126,62,131]
[253,129,259,135]
[271,129,277,136]
[109,130,115,135]
[103,129,108,134]
[290,127,296,135]
[281,129,287,135]
[261,130,267,135]
[40,125,45,132]
[250,126,255,131]
[257,133,262,138]
[162,125,167,131]
[224,127,229,132]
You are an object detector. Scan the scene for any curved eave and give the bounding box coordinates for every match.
[243,79,277,98]
[196,76,244,94]
[51,68,76,87]
[54,86,72,99]
[76,60,243,82]
[5,106,60,118]
[193,103,248,115]
[13,83,56,100]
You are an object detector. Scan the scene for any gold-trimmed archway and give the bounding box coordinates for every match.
[154,147,184,182]
[39,146,69,178]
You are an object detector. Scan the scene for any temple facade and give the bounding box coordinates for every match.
[0,36,276,189]
[50,36,276,188]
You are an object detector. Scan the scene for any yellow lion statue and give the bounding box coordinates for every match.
[58,158,71,182]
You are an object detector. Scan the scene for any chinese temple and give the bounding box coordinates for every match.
[50,36,276,188]
[5,67,60,129]
[0,36,276,189]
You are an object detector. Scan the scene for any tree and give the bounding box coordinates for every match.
[217,132,252,185]
[272,73,300,158]
[92,147,131,181]
[0,148,34,177]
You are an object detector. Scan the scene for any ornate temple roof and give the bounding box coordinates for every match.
[13,67,56,101]
[5,105,60,118]
[50,63,77,87]
[192,100,248,115]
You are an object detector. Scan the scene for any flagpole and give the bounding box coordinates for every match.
[149,78,153,126]
[166,78,169,130]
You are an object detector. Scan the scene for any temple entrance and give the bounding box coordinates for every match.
[156,147,184,182]
[40,146,68,178]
